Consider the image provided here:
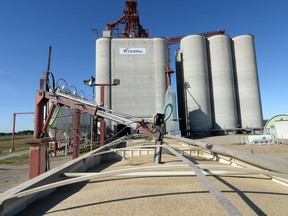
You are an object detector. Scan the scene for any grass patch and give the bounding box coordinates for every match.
[0,134,32,155]
[0,154,30,165]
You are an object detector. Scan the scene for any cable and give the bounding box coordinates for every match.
[45,71,56,93]
[56,106,162,152]
[60,107,84,142]
[163,103,173,122]
[59,108,113,147]
[69,85,78,96]
[56,78,69,93]
[139,121,159,134]
[50,72,55,92]
[60,107,145,147]
[48,105,61,129]
[97,120,138,145]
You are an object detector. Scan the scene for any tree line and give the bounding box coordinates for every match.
[0,130,33,136]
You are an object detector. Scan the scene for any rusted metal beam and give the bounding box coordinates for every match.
[11,112,34,152]
[26,137,53,179]
[72,110,81,159]
[45,92,97,116]
[105,0,148,38]
[42,103,56,132]
[167,29,225,45]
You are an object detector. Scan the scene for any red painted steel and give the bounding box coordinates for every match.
[45,94,97,116]
[100,85,104,107]
[167,30,226,45]
[94,83,119,146]
[137,123,160,140]
[95,84,116,146]
[100,118,105,146]
[11,113,16,151]
[27,90,49,179]
[99,85,105,146]
[165,66,174,87]
[105,0,148,38]
[11,112,34,151]
[72,110,81,159]
[27,72,164,178]
[42,103,56,132]
[34,92,46,138]
[53,127,58,156]
[26,137,53,179]
[26,74,51,179]
[27,80,98,177]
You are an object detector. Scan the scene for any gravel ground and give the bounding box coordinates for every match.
[196,135,288,159]
[0,155,71,193]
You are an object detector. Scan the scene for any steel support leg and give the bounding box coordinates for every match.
[154,140,163,164]
[100,118,105,146]
[72,110,81,159]
[11,113,16,152]
[28,92,49,179]
[29,142,47,179]
[100,85,105,146]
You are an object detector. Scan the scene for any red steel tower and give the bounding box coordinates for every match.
[105,0,149,38]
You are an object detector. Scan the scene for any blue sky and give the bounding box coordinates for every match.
[0,0,287,132]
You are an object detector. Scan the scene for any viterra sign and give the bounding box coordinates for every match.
[120,48,146,55]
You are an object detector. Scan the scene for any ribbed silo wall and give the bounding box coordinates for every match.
[96,38,111,109]
[208,35,238,130]
[181,35,212,130]
[154,38,169,113]
[232,35,263,128]
[110,38,168,118]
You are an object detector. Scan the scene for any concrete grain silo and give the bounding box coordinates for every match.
[95,38,112,109]
[180,35,212,131]
[96,37,168,126]
[232,35,263,129]
[208,35,238,130]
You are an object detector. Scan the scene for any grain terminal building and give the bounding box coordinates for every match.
[96,33,263,135]
[96,36,169,120]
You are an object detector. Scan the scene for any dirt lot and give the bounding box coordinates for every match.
[196,134,288,159]
[1,135,288,193]
[0,155,71,193]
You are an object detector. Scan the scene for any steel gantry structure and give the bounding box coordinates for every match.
[105,0,149,38]
[25,72,166,179]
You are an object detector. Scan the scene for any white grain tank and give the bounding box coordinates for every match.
[153,38,169,113]
[180,35,212,131]
[232,35,263,129]
[208,35,238,130]
[96,37,111,109]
